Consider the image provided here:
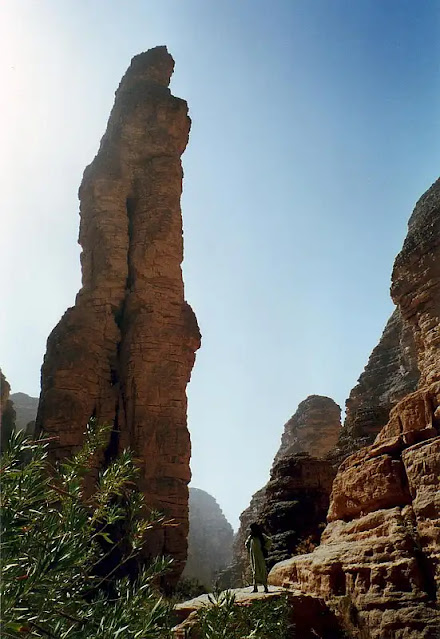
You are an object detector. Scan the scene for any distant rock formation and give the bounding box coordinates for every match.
[231,396,341,584]
[1,369,16,451]
[182,488,233,588]
[275,395,341,464]
[335,308,420,459]
[269,178,440,637]
[36,46,200,583]
[10,392,39,432]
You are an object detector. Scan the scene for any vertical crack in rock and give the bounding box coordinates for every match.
[36,46,201,583]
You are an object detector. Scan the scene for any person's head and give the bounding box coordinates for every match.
[250,522,262,536]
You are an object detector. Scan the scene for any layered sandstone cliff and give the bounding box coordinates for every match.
[36,47,200,582]
[182,488,234,588]
[275,395,341,464]
[231,396,341,584]
[336,308,419,459]
[1,369,16,450]
[270,178,440,638]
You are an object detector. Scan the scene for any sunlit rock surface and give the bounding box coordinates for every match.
[275,395,342,464]
[335,308,420,460]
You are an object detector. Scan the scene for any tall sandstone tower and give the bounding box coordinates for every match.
[36,47,201,580]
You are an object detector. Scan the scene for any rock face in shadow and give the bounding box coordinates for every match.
[335,308,420,460]
[269,178,440,638]
[261,454,336,569]
[10,392,39,432]
[181,488,233,588]
[231,396,341,585]
[36,47,201,583]
[1,369,16,451]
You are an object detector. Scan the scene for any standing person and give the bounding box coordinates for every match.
[245,522,271,593]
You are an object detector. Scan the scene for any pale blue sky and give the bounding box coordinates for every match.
[1,1,439,529]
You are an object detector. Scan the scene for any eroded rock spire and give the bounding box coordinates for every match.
[36,46,201,581]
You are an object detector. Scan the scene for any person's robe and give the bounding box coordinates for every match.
[245,534,271,584]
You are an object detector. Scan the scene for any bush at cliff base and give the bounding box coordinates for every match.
[0,423,291,639]
[0,422,174,639]
[194,589,293,639]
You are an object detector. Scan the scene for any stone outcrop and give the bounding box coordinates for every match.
[1,369,16,451]
[231,396,341,585]
[261,454,336,569]
[36,46,200,582]
[335,308,420,459]
[173,587,344,639]
[269,178,440,638]
[275,395,341,464]
[10,392,39,432]
[181,488,234,588]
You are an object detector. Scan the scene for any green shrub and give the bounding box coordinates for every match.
[173,577,208,603]
[0,423,173,639]
[194,590,293,639]
[1,424,294,639]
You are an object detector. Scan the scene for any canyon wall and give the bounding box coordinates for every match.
[182,488,234,588]
[336,308,420,460]
[36,47,200,582]
[269,178,440,638]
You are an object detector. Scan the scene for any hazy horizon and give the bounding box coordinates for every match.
[1,0,439,530]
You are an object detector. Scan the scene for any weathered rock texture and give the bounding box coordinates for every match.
[269,178,440,638]
[391,177,440,386]
[10,392,39,432]
[275,395,342,464]
[335,308,420,460]
[231,396,341,585]
[1,369,16,451]
[36,46,200,582]
[181,488,234,588]
[261,454,336,569]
